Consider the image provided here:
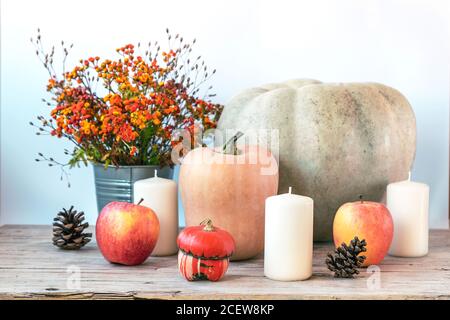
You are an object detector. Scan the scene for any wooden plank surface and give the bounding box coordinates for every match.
[0,225,449,300]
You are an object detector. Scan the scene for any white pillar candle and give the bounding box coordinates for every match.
[264,187,314,281]
[134,170,178,256]
[387,172,430,257]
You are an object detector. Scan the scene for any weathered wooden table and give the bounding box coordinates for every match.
[0,225,449,300]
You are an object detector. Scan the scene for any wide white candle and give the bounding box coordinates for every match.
[264,187,314,281]
[387,172,429,257]
[134,170,178,256]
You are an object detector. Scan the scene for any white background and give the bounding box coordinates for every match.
[1,0,449,228]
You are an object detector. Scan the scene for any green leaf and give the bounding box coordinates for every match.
[103,159,111,169]
[101,153,110,162]
[139,125,156,164]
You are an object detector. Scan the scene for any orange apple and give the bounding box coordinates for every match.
[96,201,160,266]
[333,200,393,266]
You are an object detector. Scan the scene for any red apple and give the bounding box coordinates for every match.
[333,199,393,266]
[96,201,160,266]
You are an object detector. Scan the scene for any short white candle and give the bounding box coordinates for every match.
[134,170,178,256]
[264,187,314,281]
[387,172,430,257]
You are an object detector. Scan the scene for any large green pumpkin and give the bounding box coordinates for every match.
[218,79,416,241]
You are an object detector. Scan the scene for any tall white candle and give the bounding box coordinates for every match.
[387,172,429,257]
[264,187,313,281]
[134,170,178,256]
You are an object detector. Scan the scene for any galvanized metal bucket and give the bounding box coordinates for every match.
[93,164,174,213]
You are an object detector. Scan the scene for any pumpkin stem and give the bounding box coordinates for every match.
[222,131,244,155]
[200,218,215,232]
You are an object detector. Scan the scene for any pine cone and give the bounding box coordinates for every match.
[52,206,92,250]
[326,236,367,278]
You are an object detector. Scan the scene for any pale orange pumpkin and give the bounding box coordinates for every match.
[180,139,279,261]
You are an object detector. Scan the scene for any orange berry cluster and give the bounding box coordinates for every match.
[40,37,222,166]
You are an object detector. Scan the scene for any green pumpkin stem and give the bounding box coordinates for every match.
[200,218,215,232]
[222,131,244,155]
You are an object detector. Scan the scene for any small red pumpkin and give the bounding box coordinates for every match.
[177,219,235,281]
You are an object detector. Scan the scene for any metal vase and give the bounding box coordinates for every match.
[93,164,174,213]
